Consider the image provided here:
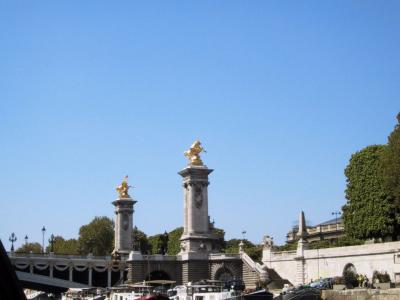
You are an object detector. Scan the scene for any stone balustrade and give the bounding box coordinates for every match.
[8,252,125,288]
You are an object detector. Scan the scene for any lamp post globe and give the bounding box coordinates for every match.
[9,233,17,252]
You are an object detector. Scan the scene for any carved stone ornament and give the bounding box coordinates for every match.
[194,185,203,208]
[122,213,129,231]
[180,242,186,251]
[262,235,273,249]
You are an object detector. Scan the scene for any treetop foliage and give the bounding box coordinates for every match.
[16,242,42,254]
[78,216,114,256]
[342,145,395,240]
[45,236,79,255]
[382,113,400,211]
[342,113,400,241]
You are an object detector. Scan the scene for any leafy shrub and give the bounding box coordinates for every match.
[372,271,391,283]
[343,270,358,288]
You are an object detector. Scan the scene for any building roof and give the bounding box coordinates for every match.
[317,217,342,226]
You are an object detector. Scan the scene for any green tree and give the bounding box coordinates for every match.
[224,238,242,253]
[212,228,226,252]
[342,145,396,240]
[16,242,42,253]
[132,226,150,254]
[166,227,183,255]
[382,113,400,215]
[148,231,169,254]
[45,236,79,255]
[78,216,114,256]
[273,243,297,251]
[148,234,164,254]
[224,239,262,262]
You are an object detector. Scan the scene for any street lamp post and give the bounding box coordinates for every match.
[41,226,46,253]
[9,233,17,252]
[48,234,55,253]
[332,211,342,231]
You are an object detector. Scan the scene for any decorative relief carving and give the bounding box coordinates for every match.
[194,184,203,208]
[122,213,129,231]
[262,235,274,249]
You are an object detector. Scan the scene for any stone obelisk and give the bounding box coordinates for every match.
[295,210,308,285]
[112,176,136,259]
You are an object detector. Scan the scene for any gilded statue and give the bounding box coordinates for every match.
[116,175,131,198]
[184,140,206,166]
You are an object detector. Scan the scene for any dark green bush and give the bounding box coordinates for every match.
[343,270,358,288]
[372,271,391,283]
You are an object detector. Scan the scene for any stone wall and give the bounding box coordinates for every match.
[321,288,400,300]
[263,241,400,286]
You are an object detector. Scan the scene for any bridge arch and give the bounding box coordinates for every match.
[214,267,234,282]
[145,270,171,281]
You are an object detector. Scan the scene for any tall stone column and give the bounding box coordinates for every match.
[112,176,137,259]
[178,141,218,284]
[179,165,216,253]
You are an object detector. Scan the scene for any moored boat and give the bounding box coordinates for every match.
[273,286,321,300]
[61,287,107,300]
[109,283,154,300]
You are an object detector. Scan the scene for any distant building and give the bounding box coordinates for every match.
[286,217,344,243]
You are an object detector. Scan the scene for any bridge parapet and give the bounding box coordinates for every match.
[209,253,241,260]
[142,254,177,261]
[9,252,126,289]
[9,252,113,261]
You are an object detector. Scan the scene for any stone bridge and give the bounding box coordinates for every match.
[9,252,126,292]
[126,251,268,288]
[8,148,273,291]
[9,250,268,291]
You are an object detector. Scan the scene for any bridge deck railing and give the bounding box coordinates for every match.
[8,252,113,260]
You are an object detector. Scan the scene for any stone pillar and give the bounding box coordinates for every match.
[261,235,274,268]
[126,251,145,284]
[178,161,217,284]
[179,165,217,253]
[112,196,137,259]
[69,265,73,281]
[180,253,210,285]
[29,263,33,274]
[88,267,93,286]
[120,269,124,282]
[49,263,53,278]
[107,267,112,287]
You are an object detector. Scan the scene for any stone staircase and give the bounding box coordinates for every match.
[240,252,290,289]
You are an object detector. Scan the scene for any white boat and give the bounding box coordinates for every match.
[109,283,153,300]
[61,287,107,300]
[168,284,236,300]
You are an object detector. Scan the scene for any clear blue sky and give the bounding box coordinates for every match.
[1,1,399,251]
